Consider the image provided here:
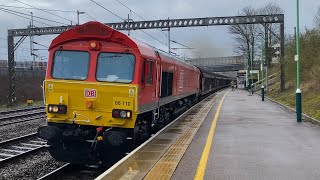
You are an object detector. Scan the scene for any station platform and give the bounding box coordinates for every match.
[96,89,320,180]
[173,90,320,180]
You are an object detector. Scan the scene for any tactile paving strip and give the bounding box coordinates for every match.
[96,92,223,180]
[144,94,220,180]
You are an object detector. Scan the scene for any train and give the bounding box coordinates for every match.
[38,21,233,165]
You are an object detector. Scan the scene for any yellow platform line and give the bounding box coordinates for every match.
[194,91,228,180]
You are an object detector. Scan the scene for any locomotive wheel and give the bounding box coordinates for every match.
[132,118,151,147]
[47,141,96,165]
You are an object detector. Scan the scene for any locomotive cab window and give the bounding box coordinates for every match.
[146,60,154,84]
[141,60,146,84]
[51,51,90,80]
[96,53,135,83]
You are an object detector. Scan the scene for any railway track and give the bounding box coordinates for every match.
[37,163,71,180]
[0,133,47,165]
[0,114,46,127]
[0,106,45,127]
[37,163,105,180]
[0,107,45,121]
[0,106,44,116]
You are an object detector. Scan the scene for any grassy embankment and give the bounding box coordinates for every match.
[266,29,320,120]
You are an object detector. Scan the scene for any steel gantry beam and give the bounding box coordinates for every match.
[7,14,285,104]
[186,56,245,66]
[196,64,245,72]
[9,14,284,36]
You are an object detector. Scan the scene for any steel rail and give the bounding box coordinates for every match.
[37,163,72,180]
[0,106,44,115]
[0,132,37,146]
[0,114,45,127]
[0,109,45,121]
[0,133,47,165]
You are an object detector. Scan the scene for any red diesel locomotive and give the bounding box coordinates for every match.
[38,22,231,165]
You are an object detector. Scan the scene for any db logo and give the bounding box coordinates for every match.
[84,89,97,98]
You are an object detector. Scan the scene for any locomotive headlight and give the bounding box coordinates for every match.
[52,106,59,113]
[126,111,131,118]
[48,104,67,114]
[120,111,126,118]
[90,42,97,48]
[112,109,132,119]
[89,41,101,50]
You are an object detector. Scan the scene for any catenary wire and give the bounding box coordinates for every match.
[90,0,125,21]
[85,12,98,21]
[114,0,192,52]
[0,4,76,13]
[114,0,168,38]
[0,8,52,26]
[0,8,67,25]
[90,0,168,47]
[14,0,76,24]
[32,41,49,48]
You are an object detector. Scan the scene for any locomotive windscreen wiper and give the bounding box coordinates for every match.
[56,46,63,56]
[101,55,122,58]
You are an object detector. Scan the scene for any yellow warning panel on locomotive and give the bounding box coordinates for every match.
[113,97,133,109]
[47,93,69,105]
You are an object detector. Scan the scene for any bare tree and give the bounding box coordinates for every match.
[257,3,284,65]
[229,6,258,67]
[229,4,284,67]
[315,6,320,28]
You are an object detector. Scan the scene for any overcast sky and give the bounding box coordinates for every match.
[0,0,319,61]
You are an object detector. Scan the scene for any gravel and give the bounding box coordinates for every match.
[0,150,65,180]
[0,109,107,180]
[0,119,46,141]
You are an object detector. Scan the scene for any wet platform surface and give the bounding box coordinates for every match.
[172,90,320,180]
[95,93,220,180]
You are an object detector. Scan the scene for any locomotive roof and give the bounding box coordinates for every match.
[49,21,157,59]
[49,21,198,71]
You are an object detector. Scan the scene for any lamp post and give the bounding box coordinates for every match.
[260,35,265,101]
[250,44,253,95]
[247,55,250,92]
[245,56,248,90]
[296,0,302,122]
[247,45,252,93]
